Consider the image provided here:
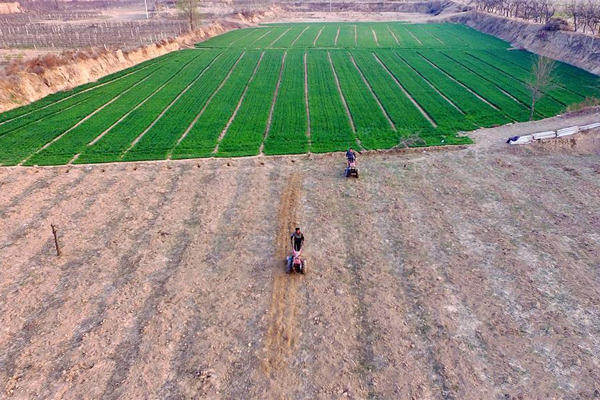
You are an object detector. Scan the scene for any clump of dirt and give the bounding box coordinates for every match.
[0,1,21,14]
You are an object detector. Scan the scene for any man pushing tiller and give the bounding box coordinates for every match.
[287,227,306,274]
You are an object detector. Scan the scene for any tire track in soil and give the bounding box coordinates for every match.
[263,172,304,394]
[0,167,167,396]
[37,166,207,398]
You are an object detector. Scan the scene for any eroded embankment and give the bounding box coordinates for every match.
[0,9,276,114]
[449,11,600,76]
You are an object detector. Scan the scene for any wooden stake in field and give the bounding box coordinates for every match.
[51,223,61,257]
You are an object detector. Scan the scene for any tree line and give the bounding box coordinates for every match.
[473,0,600,35]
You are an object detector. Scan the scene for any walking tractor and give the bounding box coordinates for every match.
[345,159,359,178]
[286,247,306,274]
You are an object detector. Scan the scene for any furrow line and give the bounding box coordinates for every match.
[420,25,445,45]
[229,29,254,47]
[327,52,357,135]
[260,51,287,155]
[442,52,530,110]
[371,27,380,47]
[354,25,358,46]
[18,72,156,166]
[387,25,401,46]
[469,51,572,106]
[170,52,244,153]
[250,28,275,46]
[121,53,226,158]
[269,27,292,48]
[404,26,423,45]
[334,26,340,46]
[349,53,396,131]
[313,26,324,46]
[372,52,437,128]
[84,51,208,151]
[213,52,265,153]
[291,26,309,46]
[304,51,311,144]
[0,62,156,128]
[442,27,470,46]
[417,52,500,111]
[394,52,464,115]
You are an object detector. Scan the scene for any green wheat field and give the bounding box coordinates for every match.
[1,22,598,166]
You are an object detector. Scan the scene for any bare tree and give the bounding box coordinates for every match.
[526,56,557,120]
[582,0,600,35]
[565,0,582,31]
[177,0,201,31]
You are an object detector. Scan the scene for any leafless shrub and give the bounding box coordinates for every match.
[567,97,600,112]
[526,56,557,120]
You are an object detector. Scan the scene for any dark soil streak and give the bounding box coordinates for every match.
[159,166,255,397]
[0,171,88,247]
[0,176,122,340]
[37,169,194,396]
[97,167,203,399]
[0,169,162,393]
[336,182,383,399]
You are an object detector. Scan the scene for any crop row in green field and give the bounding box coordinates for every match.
[263,51,308,155]
[72,51,221,164]
[1,23,599,166]
[170,51,264,159]
[197,22,510,50]
[0,56,169,127]
[25,52,202,166]
[0,53,185,166]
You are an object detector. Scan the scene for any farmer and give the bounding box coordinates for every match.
[346,147,357,165]
[291,227,304,252]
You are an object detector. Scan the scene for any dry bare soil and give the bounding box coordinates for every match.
[1,123,600,399]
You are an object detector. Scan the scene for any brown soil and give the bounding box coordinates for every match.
[1,115,599,398]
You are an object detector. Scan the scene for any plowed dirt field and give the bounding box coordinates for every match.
[1,120,599,399]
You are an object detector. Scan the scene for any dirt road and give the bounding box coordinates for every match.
[1,125,599,399]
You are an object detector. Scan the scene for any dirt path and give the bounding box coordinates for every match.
[263,173,303,394]
[0,128,599,399]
